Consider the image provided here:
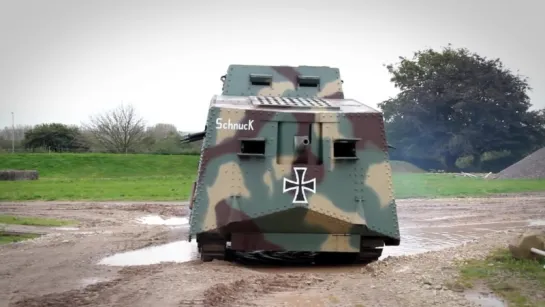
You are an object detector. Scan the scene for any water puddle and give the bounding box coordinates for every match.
[52,227,80,231]
[400,219,529,230]
[381,220,528,259]
[97,218,539,268]
[529,219,545,226]
[98,240,198,266]
[420,214,479,222]
[136,215,188,226]
[464,290,507,307]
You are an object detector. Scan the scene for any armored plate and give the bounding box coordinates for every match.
[211,95,381,114]
[185,64,400,263]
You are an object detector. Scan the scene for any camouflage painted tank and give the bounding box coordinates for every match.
[181,64,400,263]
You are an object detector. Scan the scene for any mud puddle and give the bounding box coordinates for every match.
[96,219,542,268]
[136,215,188,227]
[529,219,545,226]
[464,289,507,307]
[52,227,80,231]
[97,215,193,266]
[246,219,541,273]
[381,219,537,258]
[98,240,198,266]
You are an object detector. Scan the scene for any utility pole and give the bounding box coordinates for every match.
[11,112,15,153]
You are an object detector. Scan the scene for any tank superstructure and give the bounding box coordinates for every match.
[182,64,400,263]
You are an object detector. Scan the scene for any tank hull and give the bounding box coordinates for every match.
[187,93,400,263]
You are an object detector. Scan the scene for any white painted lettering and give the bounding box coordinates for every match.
[215,118,255,131]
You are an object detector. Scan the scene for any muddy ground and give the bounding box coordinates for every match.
[1,194,544,307]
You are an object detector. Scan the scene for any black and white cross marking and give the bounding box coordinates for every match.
[282,167,316,204]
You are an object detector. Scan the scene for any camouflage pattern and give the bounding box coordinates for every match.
[184,65,400,262]
[221,65,344,99]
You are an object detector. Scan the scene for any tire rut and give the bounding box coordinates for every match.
[200,274,325,307]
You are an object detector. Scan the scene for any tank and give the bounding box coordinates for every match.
[181,64,400,264]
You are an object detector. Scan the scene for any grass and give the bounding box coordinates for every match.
[0,176,193,201]
[0,153,200,178]
[0,213,75,246]
[393,173,545,198]
[0,153,545,201]
[0,153,198,201]
[454,248,545,307]
[0,232,41,245]
[0,214,76,227]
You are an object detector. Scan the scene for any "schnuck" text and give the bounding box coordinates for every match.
[216,118,254,131]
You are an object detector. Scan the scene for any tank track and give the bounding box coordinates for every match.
[227,247,383,265]
[358,247,384,264]
[198,238,228,262]
[198,238,384,265]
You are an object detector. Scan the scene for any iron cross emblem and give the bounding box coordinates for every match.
[282,167,316,204]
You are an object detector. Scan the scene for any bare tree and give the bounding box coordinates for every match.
[83,104,146,153]
[146,123,179,140]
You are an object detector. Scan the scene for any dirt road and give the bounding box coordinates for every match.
[1,194,544,307]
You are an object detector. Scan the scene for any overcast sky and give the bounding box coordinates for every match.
[1,0,543,132]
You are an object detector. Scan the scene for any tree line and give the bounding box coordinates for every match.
[0,104,202,155]
[380,45,545,172]
[1,45,544,172]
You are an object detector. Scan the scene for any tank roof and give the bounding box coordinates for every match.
[210,95,381,114]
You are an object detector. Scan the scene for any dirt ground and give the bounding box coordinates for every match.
[1,194,544,307]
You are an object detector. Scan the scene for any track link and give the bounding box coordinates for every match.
[358,247,383,264]
[197,236,384,264]
[199,241,227,262]
[230,247,383,265]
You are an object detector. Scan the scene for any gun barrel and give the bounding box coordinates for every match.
[294,136,310,153]
[181,131,205,144]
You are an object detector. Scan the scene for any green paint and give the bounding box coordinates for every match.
[188,64,399,261]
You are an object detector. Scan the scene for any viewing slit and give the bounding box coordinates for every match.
[333,139,358,159]
[249,74,272,86]
[239,138,266,157]
[297,75,320,88]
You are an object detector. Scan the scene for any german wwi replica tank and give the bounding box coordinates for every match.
[181,64,400,264]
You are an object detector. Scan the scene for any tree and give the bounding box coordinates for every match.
[22,123,88,152]
[83,104,146,153]
[379,45,545,171]
[141,123,182,154]
[147,123,178,139]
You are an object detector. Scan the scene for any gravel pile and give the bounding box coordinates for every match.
[495,147,545,179]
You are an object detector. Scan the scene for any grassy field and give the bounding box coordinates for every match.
[0,214,76,244]
[0,232,41,245]
[0,215,76,227]
[453,248,545,307]
[0,153,544,201]
[0,153,198,201]
[394,173,545,198]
